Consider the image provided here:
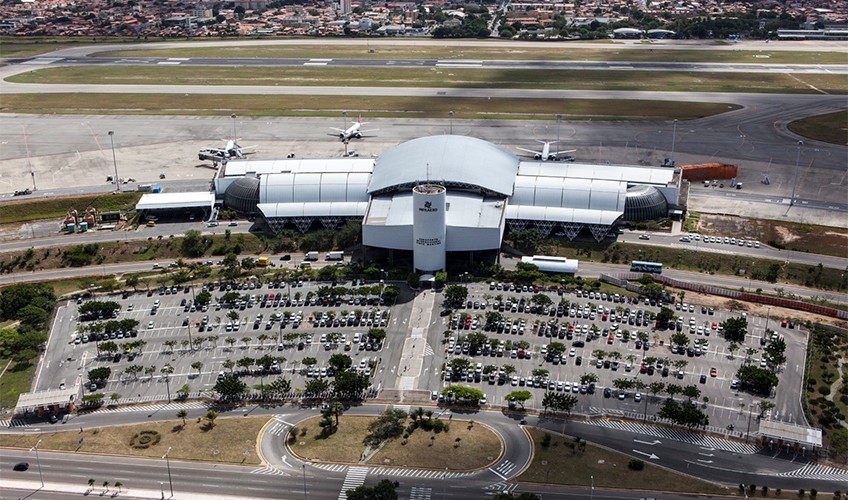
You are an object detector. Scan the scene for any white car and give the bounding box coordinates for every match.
[569,347,576,357]
[147,321,154,329]
[634,393,642,402]
[639,234,650,240]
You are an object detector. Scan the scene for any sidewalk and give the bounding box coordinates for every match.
[1,479,260,499]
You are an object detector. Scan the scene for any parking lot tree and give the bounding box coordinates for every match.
[505,390,532,409]
[88,367,111,383]
[656,307,675,328]
[269,378,291,398]
[672,359,688,372]
[447,357,471,373]
[531,293,552,307]
[125,365,143,380]
[464,332,489,352]
[329,353,353,372]
[736,365,779,396]
[532,368,549,379]
[592,349,608,361]
[191,361,203,377]
[763,337,787,369]
[223,359,235,372]
[665,383,682,400]
[240,336,251,349]
[443,285,468,308]
[303,357,318,367]
[659,398,709,429]
[144,365,156,379]
[612,378,634,392]
[305,378,330,396]
[221,292,240,305]
[580,373,599,385]
[648,381,666,398]
[514,340,530,350]
[99,341,119,357]
[176,384,190,399]
[502,364,516,376]
[82,393,105,405]
[670,332,690,348]
[721,317,748,342]
[608,351,622,361]
[548,342,567,357]
[555,394,579,415]
[225,337,237,350]
[368,328,386,343]
[164,340,177,353]
[17,305,48,330]
[194,290,212,307]
[482,365,497,375]
[237,357,254,372]
[744,347,759,364]
[443,384,484,404]
[333,370,370,399]
[181,339,191,351]
[214,376,248,402]
[256,333,269,349]
[727,342,739,359]
[682,385,701,401]
[78,301,120,320]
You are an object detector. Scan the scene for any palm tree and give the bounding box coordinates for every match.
[114,481,123,493]
[164,340,177,353]
[728,342,739,359]
[241,336,251,349]
[225,337,237,350]
[191,361,203,377]
[177,409,188,425]
[102,481,110,492]
[223,359,235,372]
[87,478,95,490]
[330,401,345,427]
[257,333,269,350]
[180,339,190,352]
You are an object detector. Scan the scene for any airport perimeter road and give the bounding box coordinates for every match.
[7,55,848,75]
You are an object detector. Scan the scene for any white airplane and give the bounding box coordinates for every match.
[198,139,256,165]
[516,140,576,161]
[329,117,377,143]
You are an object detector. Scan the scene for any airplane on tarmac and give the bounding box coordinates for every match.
[198,139,256,165]
[329,116,377,143]
[516,140,576,161]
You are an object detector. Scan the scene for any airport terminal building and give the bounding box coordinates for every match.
[206,135,680,273]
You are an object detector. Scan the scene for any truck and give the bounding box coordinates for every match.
[138,184,152,192]
[326,251,344,261]
[304,251,319,261]
[256,257,270,267]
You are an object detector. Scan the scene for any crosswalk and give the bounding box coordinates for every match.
[484,482,517,493]
[267,416,290,437]
[338,466,369,499]
[587,419,760,454]
[490,460,517,480]
[90,401,210,414]
[4,418,30,428]
[423,344,435,356]
[311,463,348,473]
[368,467,469,479]
[249,465,288,476]
[409,487,432,500]
[778,462,848,482]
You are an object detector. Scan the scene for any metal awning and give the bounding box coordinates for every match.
[758,420,823,448]
[16,386,80,412]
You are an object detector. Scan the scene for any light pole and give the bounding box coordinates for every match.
[302,463,308,500]
[449,111,454,135]
[669,119,678,166]
[31,438,44,487]
[162,446,174,498]
[108,131,120,192]
[230,113,237,140]
[790,140,803,206]
[342,110,347,130]
[160,482,165,500]
[590,475,594,500]
[555,114,562,151]
[745,403,755,443]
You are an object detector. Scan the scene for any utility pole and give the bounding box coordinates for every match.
[670,119,678,166]
[108,131,120,192]
[449,111,454,135]
[556,114,562,155]
[790,140,803,206]
[162,447,174,498]
[231,113,237,141]
[31,439,44,487]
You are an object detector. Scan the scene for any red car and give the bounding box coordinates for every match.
[710,367,717,377]
[607,336,614,345]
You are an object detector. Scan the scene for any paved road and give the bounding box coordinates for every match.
[8,54,848,74]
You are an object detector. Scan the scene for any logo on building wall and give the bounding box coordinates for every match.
[416,237,442,246]
[419,201,438,212]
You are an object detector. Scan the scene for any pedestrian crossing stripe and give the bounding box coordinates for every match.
[339,466,369,499]
[249,465,288,476]
[423,344,435,356]
[311,463,348,472]
[587,418,760,454]
[778,462,848,482]
[89,401,211,414]
[493,460,517,476]
[367,467,470,479]
[267,421,288,436]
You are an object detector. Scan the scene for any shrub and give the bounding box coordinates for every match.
[810,488,817,497]
[129,430,161,449]
[627,459,645,471]
[540,433,552,449]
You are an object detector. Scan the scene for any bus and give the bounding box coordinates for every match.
[630,261,663,274]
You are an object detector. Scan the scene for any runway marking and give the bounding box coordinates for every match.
[22,57,65,65]
[157,62,182,65]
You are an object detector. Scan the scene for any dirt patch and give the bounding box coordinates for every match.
[698,214,848,258]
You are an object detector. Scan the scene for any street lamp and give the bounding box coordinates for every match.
[160,482,165,500]
[790,140,803,207]
[230,113,237,140]
[669,119,678,166]
[342,110,347,130]
[30,438,44,487]
[107,131,120,192]
[302,463,308,500]
[555,114,562,154]
[590,475,594,500]
[745,402,755,443]
[448,111,454,135]
[162,446,174,498]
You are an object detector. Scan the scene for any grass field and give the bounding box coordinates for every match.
[788,110,848,146]
[0,93,740,121]
[803,324,848,460]
[95,45,848,65]
[8,66,847,94]
[0,415,267,464]
[518,428,729,494]
[289,414,500,470]
[0,36,169,58]
[0,192,141,225]
[0,359,33,411]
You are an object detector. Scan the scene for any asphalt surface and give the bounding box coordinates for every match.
[7,54,848,74]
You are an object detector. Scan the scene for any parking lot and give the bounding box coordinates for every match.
[38,279,404,408]
[435,282,806,426]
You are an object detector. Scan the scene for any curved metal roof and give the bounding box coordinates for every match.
[510,176,626,212]
[259,172,371,204]
[368,135,519,196]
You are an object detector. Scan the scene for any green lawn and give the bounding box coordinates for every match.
[0,192,141,225]
[0,93,740,121]
[788,110,848,146]
[9,66,846,94]
[0,359,34,411]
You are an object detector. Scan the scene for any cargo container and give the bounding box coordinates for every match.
[304,251,319,261]
[256,257,270,267]
[678,163,738,182]
[151,185,161,193]
[66,223,76,234]
[78,222,88,232]
[326,251,344,261]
